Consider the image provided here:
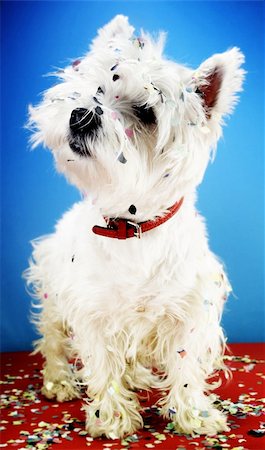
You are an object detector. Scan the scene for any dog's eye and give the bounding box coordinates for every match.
[132,104,156,125]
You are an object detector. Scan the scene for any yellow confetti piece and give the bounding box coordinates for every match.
[38,421,49,427]
[154,433,166,440]
[111,380,120,393]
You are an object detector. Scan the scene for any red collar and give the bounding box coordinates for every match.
[92,197,184,240]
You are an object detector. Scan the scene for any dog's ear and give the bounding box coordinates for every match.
[91,15,135,50]
[194,48,245,120]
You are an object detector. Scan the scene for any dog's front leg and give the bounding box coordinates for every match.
[155,316,229,436]
[78,329,143,439]
[36,314,80,402]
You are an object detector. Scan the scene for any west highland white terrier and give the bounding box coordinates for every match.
[25,15,245,439]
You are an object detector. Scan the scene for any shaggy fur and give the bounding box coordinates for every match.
[24,15,245,439]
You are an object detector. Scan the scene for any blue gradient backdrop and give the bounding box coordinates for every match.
[1,1,264,351]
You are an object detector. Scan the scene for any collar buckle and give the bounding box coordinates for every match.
[127,221,142,239]
[107,219,142,239]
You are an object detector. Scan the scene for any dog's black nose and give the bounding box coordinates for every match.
[70,108,90,130]
[69,108,101,136]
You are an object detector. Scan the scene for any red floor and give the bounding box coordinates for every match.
[0,343,264,450]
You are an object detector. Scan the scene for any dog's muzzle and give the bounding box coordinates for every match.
[69,108,101,156]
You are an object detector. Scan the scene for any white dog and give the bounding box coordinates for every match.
[24,15,245,439]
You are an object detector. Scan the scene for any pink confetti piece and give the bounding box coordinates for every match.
[177,349,187,358]
[72,59,81,70]
[111,112,118,120]
[44,293,48,299]
[244,363,255,372]
[125,128,133,138]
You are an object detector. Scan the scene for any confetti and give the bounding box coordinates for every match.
[108,431,118,439]
[200,410,210,418]
[110,64,119,71]
[177,349,187,358]
[117,152,127,164]
[95,106,103,115]
[247,428,265,437]
[110,380,120,393]
[93,96,102,105]
[128,204,137,215]
[68,92,81,100]
[45,382,54,391]
[131,37,145,49]
[125,128,133,138]
[111,111,119,120]
[0,347,264,449]
[72,59,81,70]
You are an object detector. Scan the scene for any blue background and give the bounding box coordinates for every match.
[1,1,264,351]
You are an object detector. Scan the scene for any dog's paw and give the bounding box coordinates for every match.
[42,379,80,402]
[171,407,229,436]
[85,399,143,439]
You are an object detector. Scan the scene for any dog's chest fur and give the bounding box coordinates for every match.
[35,198,226,329]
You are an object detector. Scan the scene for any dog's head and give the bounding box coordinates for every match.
[28,15,245,219]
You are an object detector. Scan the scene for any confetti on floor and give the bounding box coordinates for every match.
[0,343,264,449]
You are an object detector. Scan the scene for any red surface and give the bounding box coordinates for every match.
[1,343,264,450]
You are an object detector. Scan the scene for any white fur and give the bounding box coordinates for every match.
[24,15,245,439]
